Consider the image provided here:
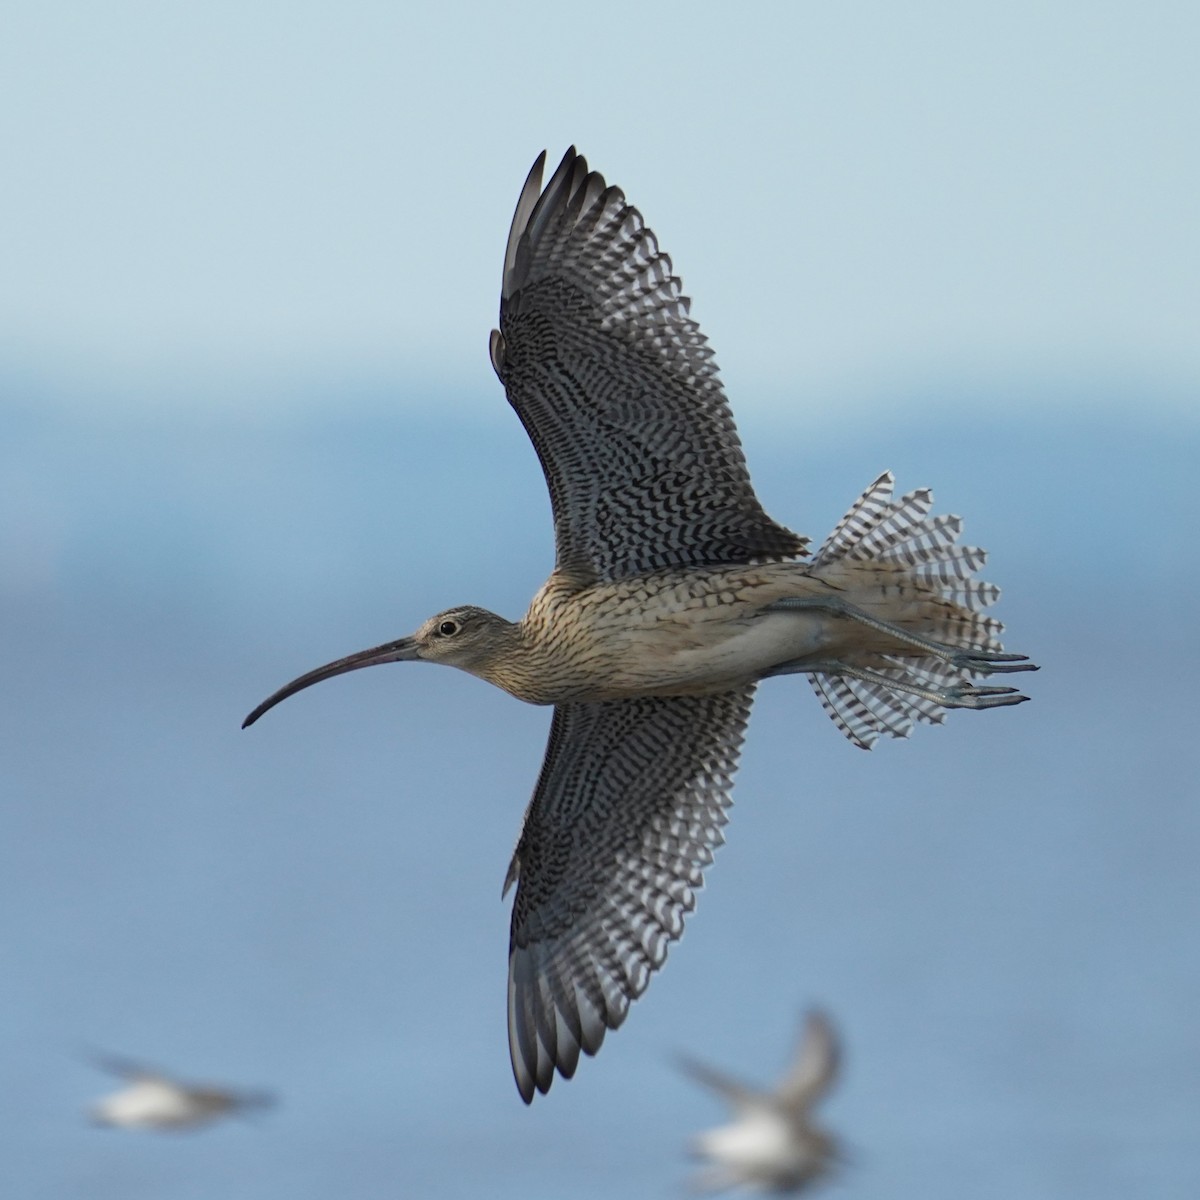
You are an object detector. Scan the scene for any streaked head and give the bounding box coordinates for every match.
[242,605,517,727]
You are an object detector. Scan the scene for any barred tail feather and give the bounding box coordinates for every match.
[809,474,1021,747]
[809,661,950,750]
[846,488,934,562]
[815,473,1004,617]
[810,472,896,567]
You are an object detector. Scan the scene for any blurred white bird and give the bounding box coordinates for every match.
[681,1010,841,1193]
[87,1053,274,1132]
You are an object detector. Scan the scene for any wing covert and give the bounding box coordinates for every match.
[504,688,756,1102]
[491,148,807,585]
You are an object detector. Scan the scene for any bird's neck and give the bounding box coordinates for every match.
[471,585,580,705]
[468,618,548,704]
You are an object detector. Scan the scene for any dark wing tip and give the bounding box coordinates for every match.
[502,146,614,304]
[501,149,550,300]
[507,939,615,1103]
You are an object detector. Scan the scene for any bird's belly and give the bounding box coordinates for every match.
[697,1111,803,1174]
[661,611,832,686]
[95,1084,193,1128]
[579,609,837,699]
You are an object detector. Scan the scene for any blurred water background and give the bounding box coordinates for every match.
[2,4,1198,1197]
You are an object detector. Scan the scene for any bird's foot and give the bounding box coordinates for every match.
[951,649,1039,676]
[766,596,1039,677]
[765,658,1031,711]
[939,682,1030,709]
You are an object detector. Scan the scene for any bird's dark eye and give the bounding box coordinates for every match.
[438,619,459,637]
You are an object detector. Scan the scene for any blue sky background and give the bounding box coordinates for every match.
[2,4,1198,1198]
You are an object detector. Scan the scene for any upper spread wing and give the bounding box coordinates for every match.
[776,1009,840,1111]
[88,1051,165,1084]
[490,148,807,586]
[504,688,755,1102]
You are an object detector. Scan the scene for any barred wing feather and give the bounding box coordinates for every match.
[505,688,755,1101]
[491,148,806,585]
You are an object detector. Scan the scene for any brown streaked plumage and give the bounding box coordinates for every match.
[243,148,1037,1103]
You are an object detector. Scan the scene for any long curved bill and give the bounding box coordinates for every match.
[242,636,421,728]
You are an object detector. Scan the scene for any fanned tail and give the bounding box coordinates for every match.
[809,473,1022,749]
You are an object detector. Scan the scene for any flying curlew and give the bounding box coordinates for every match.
[681,1010,842,1194]
[244,148,1036,1103]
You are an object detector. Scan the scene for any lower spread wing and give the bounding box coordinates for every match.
[491,149,806,585]
[504,688,756,1102]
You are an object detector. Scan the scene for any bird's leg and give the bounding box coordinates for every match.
[763,659,1030,710]
[763,596,1037,675]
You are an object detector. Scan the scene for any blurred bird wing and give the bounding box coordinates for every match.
[776,1009,840,1110]
[88,1050,169,1084]
[678,1054,762,1113]
[184,1085,240,1111]
[505,688,756,1101]
[492,148,806,585]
